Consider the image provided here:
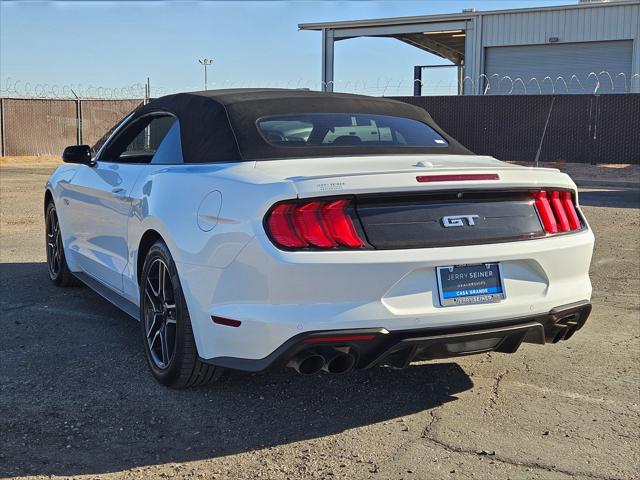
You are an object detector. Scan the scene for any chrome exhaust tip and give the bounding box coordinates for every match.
[287,352,325,375]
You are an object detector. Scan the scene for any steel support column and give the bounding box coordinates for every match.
[413,66,422,96]
[322,28,335,92]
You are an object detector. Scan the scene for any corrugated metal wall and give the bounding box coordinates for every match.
[484,40,634,94]
[471,1,640,94]
[481,2,639,46]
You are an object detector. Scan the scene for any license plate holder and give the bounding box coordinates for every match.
[437,263,506,307]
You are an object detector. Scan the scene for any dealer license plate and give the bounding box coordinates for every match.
[437,263,506,307]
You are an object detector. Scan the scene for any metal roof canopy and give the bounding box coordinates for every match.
[298,0,640,94]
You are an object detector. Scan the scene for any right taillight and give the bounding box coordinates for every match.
[265,198,366,250]
[534,190,583,235]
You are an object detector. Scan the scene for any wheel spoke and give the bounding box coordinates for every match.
[146,313,161,339]
[143,258,178,370]
[157,261,164,300]
[46,209,61,276]
[145,289,160,313]
[160,326,169,365]
[149,328,161,351]
[146,276,159,298]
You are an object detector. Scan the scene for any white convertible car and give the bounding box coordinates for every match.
[45,89,594,388]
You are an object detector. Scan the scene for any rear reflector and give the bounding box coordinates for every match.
[534,190,582,235]
[265,198,366,250]
[303,334,376,344]
[212,316,242,327]
[416,173,499,183]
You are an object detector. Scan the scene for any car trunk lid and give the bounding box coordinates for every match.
[253,155,578,249]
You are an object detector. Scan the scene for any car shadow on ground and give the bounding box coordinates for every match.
[578,188,640,209]
[1,262,474,477]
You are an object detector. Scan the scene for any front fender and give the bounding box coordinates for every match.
[45,164,80,270]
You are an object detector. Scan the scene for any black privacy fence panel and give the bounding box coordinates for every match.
[392,94,640,164]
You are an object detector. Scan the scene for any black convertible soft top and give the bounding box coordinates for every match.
[133,88,471,163]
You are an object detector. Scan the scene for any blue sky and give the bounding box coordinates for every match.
[1,0,574,96]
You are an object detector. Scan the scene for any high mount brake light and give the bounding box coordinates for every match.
[265,198,366,250]
[534,190,582,235]
[416,173,500,183]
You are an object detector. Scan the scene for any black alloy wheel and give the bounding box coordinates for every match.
[45,201,78,287]
[139,240,222,388]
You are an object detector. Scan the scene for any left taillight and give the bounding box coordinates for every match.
[265,198,366,250]
[534,190,583,235]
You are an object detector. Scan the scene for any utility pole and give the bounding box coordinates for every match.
[145,77,151,103]
[198,59,213,90]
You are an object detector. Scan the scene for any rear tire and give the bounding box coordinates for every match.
[140,240,222,388]
[45,201,79,287]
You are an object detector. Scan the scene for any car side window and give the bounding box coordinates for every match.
[99,114,179,164]
[150,121,184,164]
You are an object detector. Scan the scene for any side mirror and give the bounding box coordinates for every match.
[62,145,94,165]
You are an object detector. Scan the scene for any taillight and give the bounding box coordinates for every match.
[322,200,365,248]
[292,201,336,248]
[265,198,366,250]
[534,190,583,235]
[561,191,581,230]
[266,204,307,248]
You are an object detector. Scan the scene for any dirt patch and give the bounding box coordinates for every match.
[0,155,62,166]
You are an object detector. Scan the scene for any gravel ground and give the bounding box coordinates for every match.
[1,162,639,480]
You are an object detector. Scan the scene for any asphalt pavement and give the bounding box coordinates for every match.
[1,162,638,480]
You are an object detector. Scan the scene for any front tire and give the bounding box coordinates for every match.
[45,201,79,287]
[140,240,222,388]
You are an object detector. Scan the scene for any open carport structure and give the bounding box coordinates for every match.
[299,0,640,95]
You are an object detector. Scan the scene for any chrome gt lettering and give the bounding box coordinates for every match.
[441,214,480,227]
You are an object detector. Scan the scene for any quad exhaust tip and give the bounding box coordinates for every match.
[550,313,582,343]
[322,348,356,375]
[287,352,325,375]
[287,348,356,375]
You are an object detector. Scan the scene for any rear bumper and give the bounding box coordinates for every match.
[202,301,591,372]
[181,228,594,361]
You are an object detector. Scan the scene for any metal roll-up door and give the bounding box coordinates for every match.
[484,40,633,94]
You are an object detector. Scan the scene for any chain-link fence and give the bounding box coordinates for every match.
[1,94,638,163]
[0,98,143,156]
[81,99,143,147]
[393,94,640,164]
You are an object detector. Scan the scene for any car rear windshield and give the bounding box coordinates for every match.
[257,113,448,148]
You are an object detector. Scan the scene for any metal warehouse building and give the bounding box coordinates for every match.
[299,0,640,94]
